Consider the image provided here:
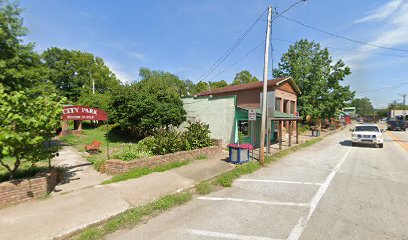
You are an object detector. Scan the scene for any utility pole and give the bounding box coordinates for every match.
[92,73,95,95]
[400,93,407,119]
[259,6,272,166]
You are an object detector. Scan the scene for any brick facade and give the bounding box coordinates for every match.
[0,169,59,208]
[105,146,223,175]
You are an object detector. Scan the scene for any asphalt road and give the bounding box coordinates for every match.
[108,127,408,240]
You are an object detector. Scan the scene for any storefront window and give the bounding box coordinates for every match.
[238,120,249,136]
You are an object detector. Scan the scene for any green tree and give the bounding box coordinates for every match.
[0,1,65,179]
[231,70,259,86]
[139,67,187,96]
[273,39,354,120]
[209,80,229,89]
[0,0,50,92]
[42,47,120,102]
[0,84,64,179]
[351,98,374,116]
[110,69,186,137]
[191,81,209,94]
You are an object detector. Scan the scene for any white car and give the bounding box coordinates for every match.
[351,124,384,148]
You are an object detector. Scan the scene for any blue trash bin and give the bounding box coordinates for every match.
[228,146,250,164]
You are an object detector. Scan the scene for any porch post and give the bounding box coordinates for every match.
[296,120,299,144]
[279,121,282,150]
[288,121,292,147]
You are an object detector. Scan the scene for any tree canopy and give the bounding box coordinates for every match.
[351,97,374,116]
[42,47,120,102]
[110,68,186,137]
[232,70,259,86]
[0,0,65,179]
[273,39,354,120]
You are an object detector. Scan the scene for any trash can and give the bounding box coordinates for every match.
[227,143,253,164]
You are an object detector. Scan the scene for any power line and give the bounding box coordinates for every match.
[209,41,265,81]
[200,1,306,82]
[279,15,408,53]
[355,82,408,96]
[198,8,267,82]
[272,37,408,58]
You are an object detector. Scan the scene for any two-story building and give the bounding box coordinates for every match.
[181,77,301,148]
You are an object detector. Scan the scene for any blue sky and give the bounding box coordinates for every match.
[19,0,408,108]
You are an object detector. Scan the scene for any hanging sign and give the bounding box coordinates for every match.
[248,109,256,121]
[62,106,108,121]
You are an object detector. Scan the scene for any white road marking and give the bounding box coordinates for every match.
[237,179,322,186]
[287,148,352,240]
[186,229,283,240]
[197,196,309,207]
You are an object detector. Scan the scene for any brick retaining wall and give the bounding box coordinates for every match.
[0,169,59,208]
[105,146,223,175]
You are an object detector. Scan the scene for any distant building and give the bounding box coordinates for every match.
[182,77,301,147]
[342,107,356,118]
[389,109,407,118]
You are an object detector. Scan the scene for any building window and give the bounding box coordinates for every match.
[283,100,289,113]
[275,97,281,111]
[290,101,295,114]
[238,120,249,136]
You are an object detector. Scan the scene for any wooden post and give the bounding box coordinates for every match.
[288,121,292,146]
[106,122,110,159]
[296,120,299,144]
[279,121,282,150]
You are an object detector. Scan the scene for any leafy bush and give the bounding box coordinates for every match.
[112,143,152,161]
[298,124,310,134]
[182,121,212,150]
[136,121,213,156]
[139,129,183,155]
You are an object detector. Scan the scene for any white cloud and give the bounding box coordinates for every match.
[354,0,403,23]
[342,1,408,66]
[105,61,135,83]
[101,42,145,61]
[77,11,93,19]
[129,52,146,61]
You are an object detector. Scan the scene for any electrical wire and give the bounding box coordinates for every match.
[208,41,265,81]
[198,8,268,82]
[278,15,408,53]
[199,1,306,82]
[356,82,408,94]
[271,37,408,58]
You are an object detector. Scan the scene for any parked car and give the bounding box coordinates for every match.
[387,120,406,131]
[351,124,384,148]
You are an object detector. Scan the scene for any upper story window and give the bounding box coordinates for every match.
[290,101,295,114]
[275,97,281,111]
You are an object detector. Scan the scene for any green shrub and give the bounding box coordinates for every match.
[136,121,213,156]
[182,121,212,150]
[112,143,152,161]
[149,129,183,155]
[298,124,310,134]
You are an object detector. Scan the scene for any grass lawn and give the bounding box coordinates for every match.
[59,122,139,170]
[102,160,191,184]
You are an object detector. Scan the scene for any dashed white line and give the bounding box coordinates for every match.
[237,179,322,186]
[186,229,283,240]
[197,196,309,207]
[287,148,352,240]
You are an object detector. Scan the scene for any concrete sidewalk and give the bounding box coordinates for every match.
[0,151,234,240]
[52,144,110,194]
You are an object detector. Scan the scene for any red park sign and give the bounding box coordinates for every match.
[62,106,108,121]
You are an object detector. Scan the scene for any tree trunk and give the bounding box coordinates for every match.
[9,157,21,180]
